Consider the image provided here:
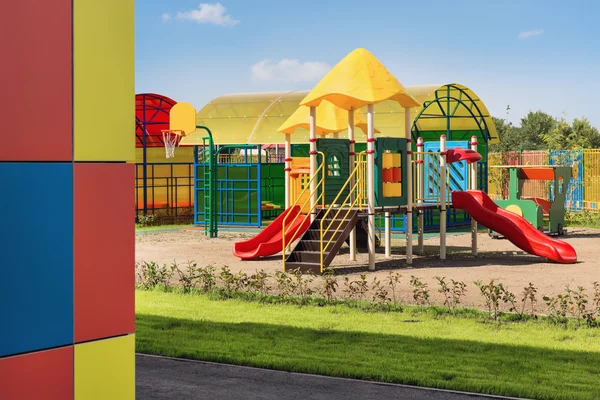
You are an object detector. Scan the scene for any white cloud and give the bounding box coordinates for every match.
[176,3,239,27]
[518,29,544,39]
[251,59,331,83]
[161,13,171,23]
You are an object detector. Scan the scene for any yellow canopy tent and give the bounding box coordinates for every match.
[179,85,498,146]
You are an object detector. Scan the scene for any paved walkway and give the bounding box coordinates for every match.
[136,354,519,400]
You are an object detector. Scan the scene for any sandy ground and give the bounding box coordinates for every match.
[136,227,600,309]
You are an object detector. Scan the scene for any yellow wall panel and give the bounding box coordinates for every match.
[75,334,135,400]
[74,0,134,161]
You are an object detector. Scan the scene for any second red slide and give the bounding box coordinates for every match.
[453,190,576,264]
[232,205,310,260]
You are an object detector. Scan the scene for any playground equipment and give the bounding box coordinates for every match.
[489,165,573,235]
[170,102,218,237]
[229,48,577,272]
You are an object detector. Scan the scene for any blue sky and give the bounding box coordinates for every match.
[136,0,600,128]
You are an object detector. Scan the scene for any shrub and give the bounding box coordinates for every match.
[248,270,271,295]
[176,261,199,293]
[275,270,295,300]
[219,266,236,295]
[319,268,338,302]
[436,276,466,311]
[410,276,430,308]
[136,261,176,290]
[137,213,159,227]
[198,265,217,293]
[371,277,390,304]
[474,279,503,320]
[386,272,402,304]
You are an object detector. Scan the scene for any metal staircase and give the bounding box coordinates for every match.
[282,152,368,274]
[285,208,360,273]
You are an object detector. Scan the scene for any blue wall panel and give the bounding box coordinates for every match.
[0,163,73,356]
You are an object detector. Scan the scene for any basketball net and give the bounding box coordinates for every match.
[161,130,184,158]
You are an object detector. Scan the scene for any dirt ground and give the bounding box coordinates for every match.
[136,227,600,309]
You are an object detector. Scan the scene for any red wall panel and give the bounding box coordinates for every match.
[74,163,135,343]
[0,1,72,161]
[0,346,73,399]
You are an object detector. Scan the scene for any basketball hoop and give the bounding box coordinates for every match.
[161,130,185,158]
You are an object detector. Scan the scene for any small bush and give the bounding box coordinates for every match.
[371,277,390,305]
[136,261,175,290]
[436,276,466,311]
[137,213,159,227]
[176,261,199,293]
[319,268,338,302]
[386,272,402,305]
[474,279,503,320]
[410,276,430,308]
[248,270,271,295]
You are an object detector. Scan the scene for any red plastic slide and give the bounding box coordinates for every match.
[452,190,577,264]
[232,205,311,260]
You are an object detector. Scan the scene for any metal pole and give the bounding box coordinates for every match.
[405,108,413,265]
[417,137,424,254]
[367,104,376,271]
[384,211,391,258]
[309,107,317,222]
[471,135,478,256]
[440,134,447,260]
[284,134,291,209]
[142,96,148,215]
[348,110,357,261]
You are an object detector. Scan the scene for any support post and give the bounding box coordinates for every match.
[385,212,391,258]
[405,108,413,265]
[440,135,447,260]
[309,107,317,222]
[367,105,376,271]
[348,110,357,261]
[470,135,478,256]
[417,137,424,254]
[284,134,291,209]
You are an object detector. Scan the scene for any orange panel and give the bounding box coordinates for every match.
[0,346,73,399]
[382,168,393,183]
[74,164,135,343]
[0,1,72,161]
[518,168,555,181]
[392,167,401,182]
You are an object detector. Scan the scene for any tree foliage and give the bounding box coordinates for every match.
[490,110,600,152]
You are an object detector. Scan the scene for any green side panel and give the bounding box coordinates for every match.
[260,163,285,209]
[291,144,310,157]
[317,139,350,204]
[374,138,408,207]
[495,199,543,230]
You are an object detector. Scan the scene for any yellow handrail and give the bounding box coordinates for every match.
[319,153,367,272]
[282,152,325,268]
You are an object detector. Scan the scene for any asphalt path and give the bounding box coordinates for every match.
[136,354,523,400]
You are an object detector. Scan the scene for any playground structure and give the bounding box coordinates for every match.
[174,82,499,232]
[224,49,576,272]
[490,165,573,235]
[135,93,194,219]
[489,149,600,213]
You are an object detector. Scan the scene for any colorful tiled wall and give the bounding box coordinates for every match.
[0,1,135,399]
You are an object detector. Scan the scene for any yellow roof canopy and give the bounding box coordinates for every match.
[278,100,379,136]
[179,84,499,146]
[300,48,420,110]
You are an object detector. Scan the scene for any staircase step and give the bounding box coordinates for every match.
[287,251,326,264]
[294,240,322,252]
[284,262,321,274]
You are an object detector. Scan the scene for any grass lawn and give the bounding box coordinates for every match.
[136,290,600,400]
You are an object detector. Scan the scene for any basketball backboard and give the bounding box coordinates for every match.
[170,102,197,134]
